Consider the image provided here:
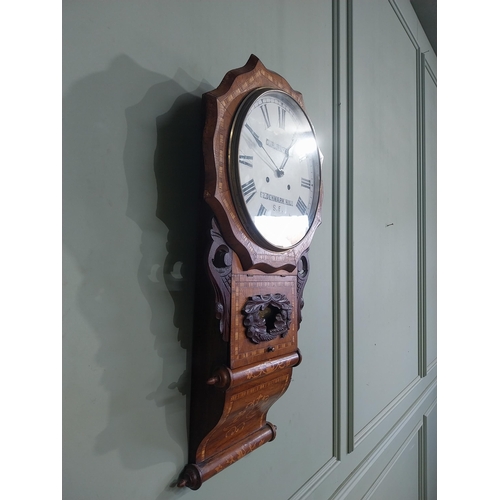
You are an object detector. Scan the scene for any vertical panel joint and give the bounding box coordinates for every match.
[417,50,427,378]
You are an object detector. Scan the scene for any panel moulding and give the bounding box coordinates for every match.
[329,378,436,500]
[362,421,422,500]
[424,60,437,87]
[423,58,437,378]
[354,375,420,448]
[417,49,428,378]
[346,0,355,454]
[388,0,419,50]
[331,0,343,463]
[426,357,437,374]
[347,0,431,452]
[289,458,341,500]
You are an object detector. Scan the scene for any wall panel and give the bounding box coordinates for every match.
[364,429,420,500]
[350,0,420,441]
[424,63,437,369]
[305,2,437,497]
[62,1,333,499]
[424,401,437,500]
[62,1,436,498]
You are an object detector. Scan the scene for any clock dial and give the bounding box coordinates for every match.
[229,89,321,250]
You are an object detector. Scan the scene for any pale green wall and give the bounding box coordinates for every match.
[63,2,437,499]
[62,1,333,499]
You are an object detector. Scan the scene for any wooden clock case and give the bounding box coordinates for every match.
[177,55,323,490]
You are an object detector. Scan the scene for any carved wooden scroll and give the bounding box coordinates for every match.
[207,218,232,341]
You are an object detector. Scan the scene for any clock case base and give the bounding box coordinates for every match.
[177,213,306,490]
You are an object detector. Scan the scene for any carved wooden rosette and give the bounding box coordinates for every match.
[178,55,322,490]
[242,293,292,343]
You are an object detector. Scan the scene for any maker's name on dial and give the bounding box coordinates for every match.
[260,191,293,206]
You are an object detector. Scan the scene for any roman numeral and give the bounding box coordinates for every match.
[296,196,308,216]
[261,105,271,128]
[241,179,257,204]
[301,178,312,189]
[239,155,253,167]
[278,106,286,129]
[257,204,267,216]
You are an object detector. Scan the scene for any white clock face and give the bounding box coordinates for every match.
[229,89,321,250]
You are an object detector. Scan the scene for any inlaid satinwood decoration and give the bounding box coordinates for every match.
[176,55,323,490]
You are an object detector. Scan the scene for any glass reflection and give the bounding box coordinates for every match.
[253,214,309,249]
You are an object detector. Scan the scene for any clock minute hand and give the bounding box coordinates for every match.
[245,123,263,148]
[245,124,281,174]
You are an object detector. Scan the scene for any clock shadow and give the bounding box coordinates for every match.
[123,67,212,493]
[153,84,209,381]
[64,53,212,492]
[123,66,213,496]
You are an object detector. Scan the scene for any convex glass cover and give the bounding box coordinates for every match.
[229,89,322,250]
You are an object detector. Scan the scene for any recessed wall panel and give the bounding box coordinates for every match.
[352,0,419,436]
[425,67,437,368]
[425,402,437,500]
[62,1,334,499]
[365,431,420,500]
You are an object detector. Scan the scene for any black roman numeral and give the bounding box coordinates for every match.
[257,204,267,216]
[239,155,253,167]
[241,179,257,204]
[296,196,308,215]
[261,105,271,128]
[301,178,312,190]
[278,106,286,129]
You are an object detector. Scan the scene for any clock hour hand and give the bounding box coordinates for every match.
[279,153,290,171]
[278,136,298,172]
[245,124,281,175]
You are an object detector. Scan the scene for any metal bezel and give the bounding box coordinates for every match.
[228,88,322,252]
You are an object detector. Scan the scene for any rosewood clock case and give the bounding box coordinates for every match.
[176,55,323,490]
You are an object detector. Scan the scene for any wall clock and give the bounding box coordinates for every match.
[177,54,323,490]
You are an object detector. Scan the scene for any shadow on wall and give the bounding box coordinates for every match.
[63,54,210,490]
